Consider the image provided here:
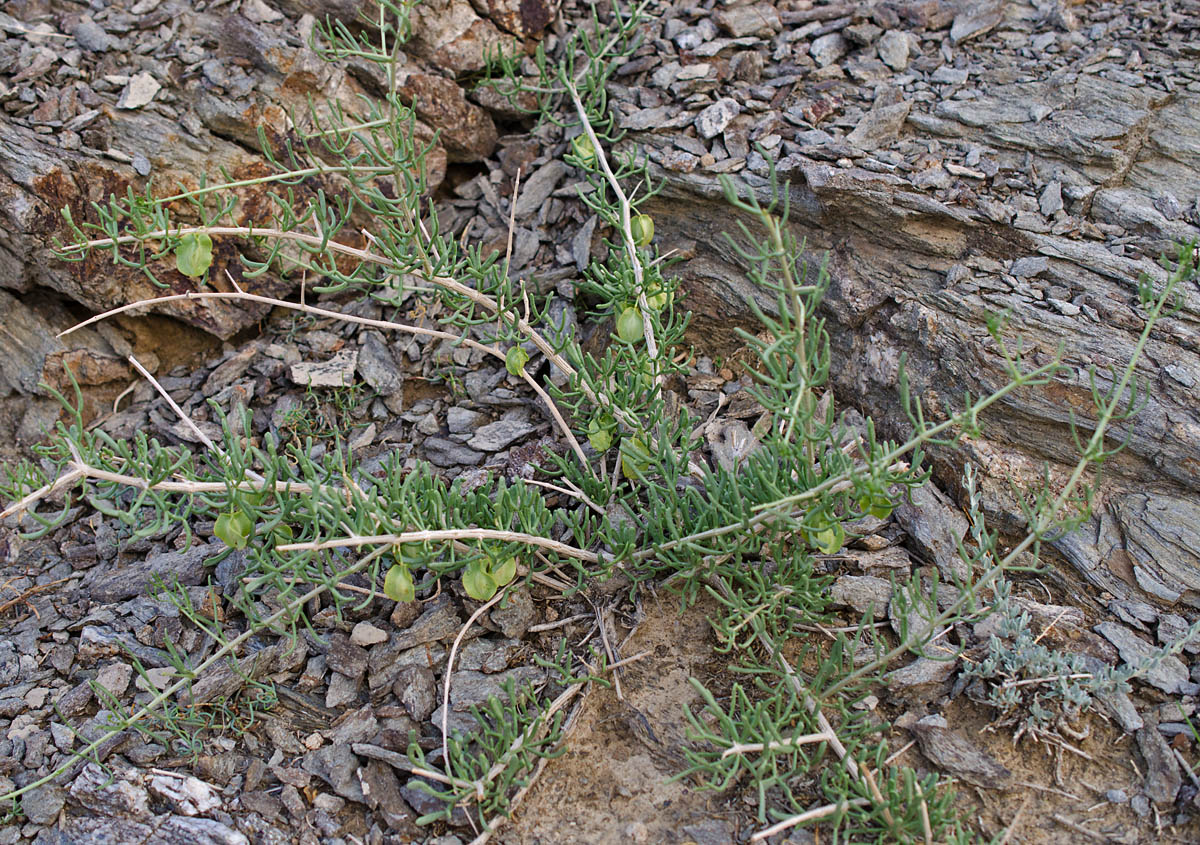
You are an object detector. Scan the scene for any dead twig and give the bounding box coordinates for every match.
[0,576,72,616]
[749,798,872,842]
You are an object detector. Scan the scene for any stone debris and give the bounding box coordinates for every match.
[1096,622,1193,695]
[467,418,539,451]
[830,575,893,620]
[290,349,359,388]
[115,71,160,109]
[351,621,389,647]
[911,715,1013,789]
[694,97,741,140]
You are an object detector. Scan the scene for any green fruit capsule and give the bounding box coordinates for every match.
[587,418,613,453]
[858,491,894,520]
[620,436,652,480]
[384,564,415,603]
[570,135,596,166]
[505,345,529,377]
[214,510,253,550]
[175,232,214,278]
[616,306,644,344]
[630,214,654,247]
[644,284,672,311]
[462,561,498,601]
[806,521,845,555]
[491,556,518,587]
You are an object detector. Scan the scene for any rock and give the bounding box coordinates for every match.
[328,704,380,746]
[1039,180,1064,216]
[911,716,1012,789]
[147,773,222,816]
[401,778,462,821]
[876,30,909,71]
[713,3,781,38]
[887,656,956,690]
[89,543,217,603]
[392,596,464,651]
[1009,256,1050,277]
[1095,622,1190,694]
[466,419,538,451]
[457,637,520,673]
[21,783,65,825]
[290,350,358,388]
[423,437,485,467]
[891,483,969,583]
[185,642,286,706]
[395,72,497,162]
[350,622,389,647]
[242,0,285,23]
[55,682,92,718]
[950,0,1004,44]
[358,759,416,832]
[846,100,911,152]
[681,820,733,845]
[302,743,365,803]
[1137,720,1182,804]
[447,666,545,711]
[729,51,764,83]
[409,0,519,74]
[1158,613,1200,653]
[911,164,951,190]
[447,407,485,433]
[695,98,742,140]
[809,33,848,67]
[357,331,403,399]
[513,160,568,219]
[71,17,116,52]
[830,575,893,619]
[474,0,554,37]
[116,72,161,109]
[70,764,150,817]
[490,587,535,638]
[844,22,882,46]
[58,815,249,844]
[327,633,370,679]
[1112,493,1200,607]
[930,65,969,85]
[94,661,133,698]
[394,665,438,721]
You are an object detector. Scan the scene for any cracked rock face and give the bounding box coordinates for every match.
[0,0,493,350]
[611,0,1200,609]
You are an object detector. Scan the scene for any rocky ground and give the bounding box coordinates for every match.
[1,0,1200,843]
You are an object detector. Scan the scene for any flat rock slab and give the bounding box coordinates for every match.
[467,419,539,451]
[115,72,160,109]
[1095,621,1191,695]
[911,716,1012,789]
[88,544,218,603]
[290,350,358,388]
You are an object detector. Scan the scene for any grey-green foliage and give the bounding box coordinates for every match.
[2,0,1196,838]
[966,576,1200,745]
[962,579,1129,742]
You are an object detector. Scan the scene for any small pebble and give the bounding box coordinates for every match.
[350,621,388,647]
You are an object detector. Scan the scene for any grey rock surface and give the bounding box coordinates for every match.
[1096,621,1191,694]
[88,544,217,603]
